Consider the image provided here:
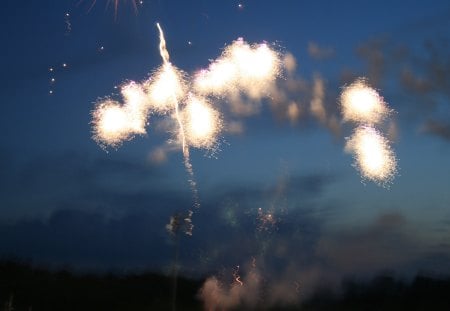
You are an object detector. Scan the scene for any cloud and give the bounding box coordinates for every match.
[0,151,191,220]
[421,119,450,141]
[1,153,449,309]
[0,208,172,271]
[356,37,389,87]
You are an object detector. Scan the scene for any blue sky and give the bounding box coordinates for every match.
[1,0,450,296]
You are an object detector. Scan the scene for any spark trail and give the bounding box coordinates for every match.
[156,22,200,219]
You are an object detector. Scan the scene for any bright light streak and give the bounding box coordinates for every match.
[340,79,390,124]
[345,126,397,185]
[233,266,243,286]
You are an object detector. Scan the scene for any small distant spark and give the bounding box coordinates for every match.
[257,207,277,231]
[64,12,72,35]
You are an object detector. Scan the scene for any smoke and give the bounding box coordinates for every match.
[310,75,326,124]
[308,42,335,60]
[199,266,262,310]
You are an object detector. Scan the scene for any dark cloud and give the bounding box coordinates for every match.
[0,208,172,271]
[421,119,450,141]
[0,151,193,219]
[356,37,388,87]
[1,153,449,308]
[197,209,450,309]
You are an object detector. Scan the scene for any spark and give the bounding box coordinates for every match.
[340,78,390,124]
[233,266,243,286]
[257,207,277,231]
[91,23,285,232]
[62,63,67,68]
[345,125,397,185]
[166,210,194,236]
[151,23,200,211]
[64,12,72,35]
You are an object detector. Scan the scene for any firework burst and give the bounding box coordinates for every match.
[340,78,391,125]
[345,125,397,185]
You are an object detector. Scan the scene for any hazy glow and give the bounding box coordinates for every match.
[183,96,221,149]
[340,79,389,124]
[345,126,397,185]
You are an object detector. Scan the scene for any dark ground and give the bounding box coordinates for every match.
[1,260,450,310]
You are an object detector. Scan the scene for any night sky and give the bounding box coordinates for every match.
[1,0,450,301]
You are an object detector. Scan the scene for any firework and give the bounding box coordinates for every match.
[145,64,186,114]
[340,78,390,124]
[194,39,282,99]
[91,23,289,234]
[92,82,149,148]
[182,95,222,149]
[345,125,397,185]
